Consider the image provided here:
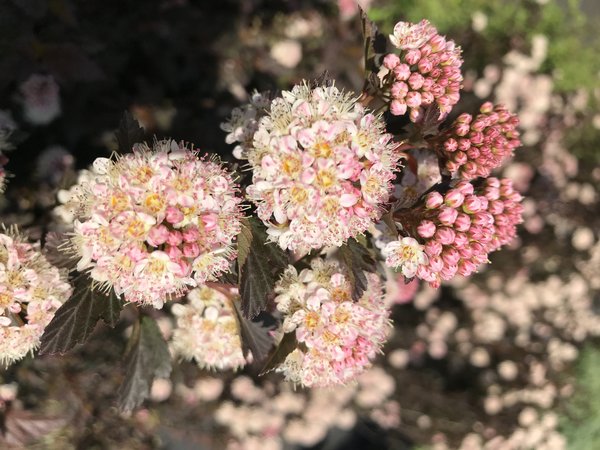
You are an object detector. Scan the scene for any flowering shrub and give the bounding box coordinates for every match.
[0,9,531,439]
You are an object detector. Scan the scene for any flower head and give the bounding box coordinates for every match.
[68,139,243,307]
[387,178,523,288]
[0,229,72,366]
[441,103,521,180]
[170,285,248,370]
[382,236,427,278]
[273,258,391,387]
[383,20,463,121]
[236,82,400,253]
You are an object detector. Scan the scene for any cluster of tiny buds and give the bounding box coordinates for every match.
[383,19,463,122]
[440,102,521,180]
[384,178,523,288]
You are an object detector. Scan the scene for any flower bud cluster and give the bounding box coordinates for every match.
[170,285,248,371]
[385,178,523,287]
[238,82,399,253]
[383,20,463,121]
[69,140,243,307]
[0,230,72,366]
[441,102,521,180]
[273,258,391,387]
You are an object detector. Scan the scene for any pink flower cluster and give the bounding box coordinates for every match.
[441,102,521,180]
[383,20,463,121]
[170,286,248,371]
[0,230,72,366]
[70,140,243,307]
[385,178,523,288]
[239,82,399,253]
[274,259,391,387]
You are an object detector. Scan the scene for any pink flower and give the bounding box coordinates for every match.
[238,82,400,253]
[67,140,243,307]
[384,20,463,121]
[273,259,391,387]
[0,230,72,366]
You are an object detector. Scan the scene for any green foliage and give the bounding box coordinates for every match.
[560,345,600,448]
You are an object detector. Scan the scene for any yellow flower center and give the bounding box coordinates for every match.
[305,311,320,330]
[315,169,336,190]
[311,140,332,158]
[144,193,165,214]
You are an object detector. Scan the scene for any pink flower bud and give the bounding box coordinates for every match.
[165,206,184,224]
[441,248,460,266]
[424,240,443,256]
[418,57,433,73]
[405,49,421,65]
[383,53,401,69]
[390,100,408,116]
[165,245,183,260]
[435,227,455,245]
[147,224,169,246]
[167,230,183,246]
[393,64,411,81]
[182,226,200,243]
[438,206,458,225]
[444,138,458,152]
[429,256,444,272]
[425,192,444,209]
[418,220,437,238]
[182,242,201,258]
[462,195,482,213]
[408,72,425,90]
[444,189,464,208]
[457,260,477,276]
[406,91,422,108]
[391,81,409,98]
[454,213,471,232]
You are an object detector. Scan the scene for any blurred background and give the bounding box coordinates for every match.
[0,0,599,448]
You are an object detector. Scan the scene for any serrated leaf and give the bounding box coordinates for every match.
[236,219,254,271]
[232,298,275,363]
[360,7,387,73]
[260,332,298,376]
[42,232,78,270]
[238,218,288,319]
[115,111,144,155]
[117,316,172,412]
[338,238,377,301]
[39,273,123,355]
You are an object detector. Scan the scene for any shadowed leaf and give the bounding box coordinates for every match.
[360,7,387,73]
[338,238,377,301]
[260,332,298,375]
[42,232,78,270]
[232,298,275,363]
[39,273,123,355]
[117,316,172,412]
[238,218,288,319]
[115,111,144,155]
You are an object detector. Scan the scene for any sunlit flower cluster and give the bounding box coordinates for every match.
[383,20,463,121]
[0,230,72,366]
[170,285,248,371]
[69,140,243,307]
[440,102,521,180]
[238,82,399,252]
[386,177,523,287]
[273,258,391,387]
